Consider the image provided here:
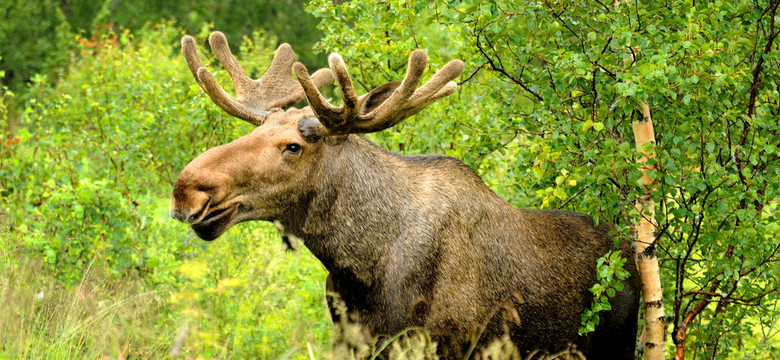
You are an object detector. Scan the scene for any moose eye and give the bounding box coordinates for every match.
[285,143,302,154]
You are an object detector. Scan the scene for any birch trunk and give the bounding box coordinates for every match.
[632,103,666,360]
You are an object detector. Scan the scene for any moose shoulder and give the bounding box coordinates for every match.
[169,32,640,358]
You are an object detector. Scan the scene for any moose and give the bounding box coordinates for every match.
[169,32,640,358]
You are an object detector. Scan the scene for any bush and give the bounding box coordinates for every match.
[7,22,232,287]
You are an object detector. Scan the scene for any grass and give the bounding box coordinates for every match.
[0,204,332,359]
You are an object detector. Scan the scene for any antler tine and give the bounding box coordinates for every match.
[329,54,360,123]
[361,52,464,130]
[378,50,428,108]
[294,49,464,136]
[181,31,334,125]
[182,35,208,90]
[292,54,359,129]
[406,59,464,108]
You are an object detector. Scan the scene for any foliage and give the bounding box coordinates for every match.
[91,0,324,65]
[0,214,168,359]
[7,23,221,286]
[307,0,780,357]
[21,178,148,285]
[0,57,12,136]
[579,250,631,335]
[170,228,330,359]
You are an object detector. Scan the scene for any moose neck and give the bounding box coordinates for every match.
[280,135,415,284]
[278,134,515,292]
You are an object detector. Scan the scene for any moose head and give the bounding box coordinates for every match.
[169,32,464,240]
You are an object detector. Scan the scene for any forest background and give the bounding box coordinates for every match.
[0,0,778,359]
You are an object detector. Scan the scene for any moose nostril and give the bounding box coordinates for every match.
[185,196,212,224]
[171,172,222,224]
[196,184,216,192]
[170,208,192,223]
[170,203,208,224]
[187,213,200,223]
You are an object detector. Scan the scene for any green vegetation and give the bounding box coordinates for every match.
[1,0,779,359]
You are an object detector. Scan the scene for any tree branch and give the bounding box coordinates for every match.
[747,0,780,118]
[475,29,544,102]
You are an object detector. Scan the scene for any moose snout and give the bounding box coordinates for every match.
[169,184,212,224]
[170,147,236,224]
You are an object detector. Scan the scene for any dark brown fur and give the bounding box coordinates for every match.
[281,135,639,358]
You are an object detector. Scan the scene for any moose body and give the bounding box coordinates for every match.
[170,32,640,358]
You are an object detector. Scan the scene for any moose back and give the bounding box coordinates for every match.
[169,32,640,358]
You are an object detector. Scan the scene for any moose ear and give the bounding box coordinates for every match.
[298,116,348,144]
[358,81,401,115]
[298,117,328,143]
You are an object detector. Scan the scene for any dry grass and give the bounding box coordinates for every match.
[322,292,585,360]
[0,213,168,359]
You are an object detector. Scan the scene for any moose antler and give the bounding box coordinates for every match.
[293,50,464,135]
[182,32,334,125]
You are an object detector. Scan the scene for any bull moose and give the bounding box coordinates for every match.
[169,32,640,358]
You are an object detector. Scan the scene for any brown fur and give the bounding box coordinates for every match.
[170,36,639,358]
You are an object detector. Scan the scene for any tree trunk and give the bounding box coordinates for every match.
[632,103,666,360]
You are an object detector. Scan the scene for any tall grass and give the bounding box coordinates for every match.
[1,206,334,359]
[0,212,166,359]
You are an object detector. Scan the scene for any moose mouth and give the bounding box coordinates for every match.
[191,203,240,241]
